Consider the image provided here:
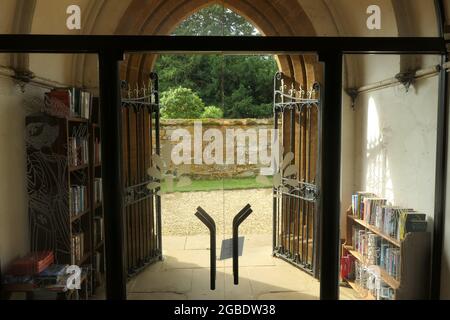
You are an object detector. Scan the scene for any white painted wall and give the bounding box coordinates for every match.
[353,77,438,222]
[0,53,76,271]
[343,54,445,297]
[0,77,46,271]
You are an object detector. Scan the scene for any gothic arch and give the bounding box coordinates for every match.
[115,0,319,89]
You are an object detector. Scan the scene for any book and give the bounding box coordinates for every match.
[80,91,91,119]
[352,192,375,219]
[94,138,102,165]
[362,198,387,225]
[45,88,91,119]
[398,212,427,241]
[70,185,88,216]
[340,254,355,280]
[94,178,103,204]
[93,216,104,244]
[38,264,67,278]
[44,89,71,118]
[71,233,85,264]
[7,251,54,276]
[35,264,69,286]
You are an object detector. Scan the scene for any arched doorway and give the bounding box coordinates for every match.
[119,4,338,300]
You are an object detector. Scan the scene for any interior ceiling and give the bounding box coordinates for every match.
[5,0,441,88]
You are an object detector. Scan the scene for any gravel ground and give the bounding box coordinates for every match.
[161,188,273,236]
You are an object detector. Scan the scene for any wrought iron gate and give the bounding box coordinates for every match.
[273,72,321,277]
[121,73,162,277]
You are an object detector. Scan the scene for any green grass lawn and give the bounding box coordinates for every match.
[161,176,272,193]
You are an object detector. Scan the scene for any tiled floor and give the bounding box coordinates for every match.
[125,234,357,300]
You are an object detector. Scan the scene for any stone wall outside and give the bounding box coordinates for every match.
[158,119,278,179]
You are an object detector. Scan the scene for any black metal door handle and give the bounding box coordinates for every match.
[194,207,216,290]
[232,204,253,285]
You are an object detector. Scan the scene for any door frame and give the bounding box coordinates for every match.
[0,34,446,300]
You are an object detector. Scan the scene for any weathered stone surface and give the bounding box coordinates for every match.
[158,119,279,178]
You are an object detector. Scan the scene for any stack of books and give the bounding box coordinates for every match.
[93,216,104,245]
[353,227,400,279]
[34,264,69,287]
[340,254,355,280]
[351,192,428,241]
[6,251,54,276]
[45,88,91,119]
[362,198,387,225]
[71,233,85,264]
[353,260,394,300]
[69,185,88,216]
[380,245,401,280]
[68,136,89,167]
[94,178,102,204]
[79,91,92,119]
[94,138,102,165]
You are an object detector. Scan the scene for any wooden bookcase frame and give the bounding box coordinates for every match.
[90,97,105,291]
[25,95,105,299]
[342,208,431,300]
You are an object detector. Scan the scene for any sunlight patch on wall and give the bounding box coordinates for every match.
[365,97,394,204]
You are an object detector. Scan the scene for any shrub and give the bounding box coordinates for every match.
[201,106,223,119]
[160,87,205,119]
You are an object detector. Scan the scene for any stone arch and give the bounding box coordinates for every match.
[115,0,319,88]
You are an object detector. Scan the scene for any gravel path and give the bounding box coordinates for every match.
[161,188,273,236]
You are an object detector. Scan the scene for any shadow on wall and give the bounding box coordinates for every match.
[364,97,394,202]
[355,77,439,227]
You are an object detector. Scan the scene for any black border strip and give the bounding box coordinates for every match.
[431,0,448,300]
[0,35,445,54]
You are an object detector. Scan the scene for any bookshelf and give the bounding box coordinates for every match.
[89,97,105,290]
[26,112,92,297]
[25,89,104,299]
[342,207,431,300]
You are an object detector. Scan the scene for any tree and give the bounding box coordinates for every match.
[154,5,278,119]
[160,87,205,119]
[172,5,259,36]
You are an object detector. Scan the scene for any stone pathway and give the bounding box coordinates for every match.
[126,234,358,300]
[94,189,358,300]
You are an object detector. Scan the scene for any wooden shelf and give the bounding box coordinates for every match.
[70,209,90,222]
[345,204,431,300]
[68,117,89,123]
[69,164,89,172]
[343,245,400,290]
[345,279,376,300]
[348,215,401,247]
[26,97,102,300]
